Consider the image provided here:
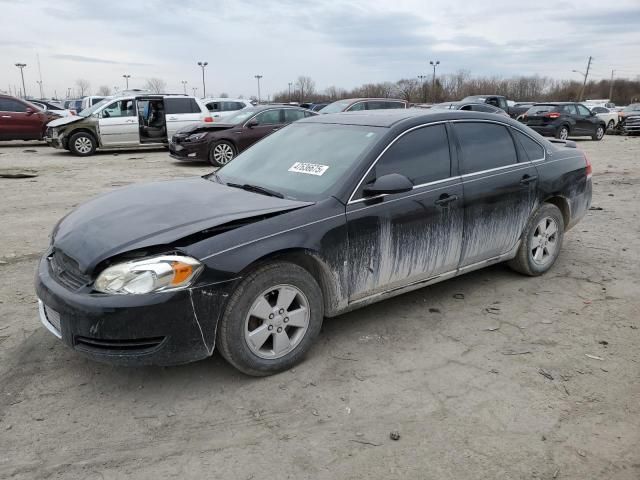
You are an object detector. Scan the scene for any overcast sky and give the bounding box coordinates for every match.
[1,0,639,99]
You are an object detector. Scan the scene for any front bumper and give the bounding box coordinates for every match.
[620,117,640,133]
[35,254,234,366]
[45,137,65,149]
[168,139,208,162]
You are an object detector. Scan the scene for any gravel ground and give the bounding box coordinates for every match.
[0,137,638,480]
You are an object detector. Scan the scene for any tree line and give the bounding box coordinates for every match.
[273,72,640,105]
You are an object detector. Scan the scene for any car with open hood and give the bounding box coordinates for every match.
[169,105,316,166]
[36,109,592,375]
[45,93,212,155]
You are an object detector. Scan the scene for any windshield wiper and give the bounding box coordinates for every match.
[226,182,285,199]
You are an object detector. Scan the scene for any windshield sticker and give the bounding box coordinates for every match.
[288,162,330,176]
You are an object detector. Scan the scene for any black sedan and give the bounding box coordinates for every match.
[36,110,592,375]
[169,105,316,167]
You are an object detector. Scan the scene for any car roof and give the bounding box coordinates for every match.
[203,97,248,102]
[534,102,575,105]
[329,98,407,103]
[299,108,520,128]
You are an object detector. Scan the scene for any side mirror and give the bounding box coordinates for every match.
[246,120,259,128]
[363,173,413,196]
[25,107,35,116]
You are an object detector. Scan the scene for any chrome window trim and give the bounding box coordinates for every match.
[242,108,283,128]
[347,120,449,204]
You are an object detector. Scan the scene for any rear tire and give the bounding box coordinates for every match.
[555,125,569,140]
[508,203,565,276]
[208,140,236,167]
[592,125,605,141]
[68,132,96,156]
[216,262,324,376]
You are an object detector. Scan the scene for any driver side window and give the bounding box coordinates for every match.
[101,100,135,118]
[576,104,591,116]
[253,110,282,125]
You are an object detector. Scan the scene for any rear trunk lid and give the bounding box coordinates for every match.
[523,105,559,126]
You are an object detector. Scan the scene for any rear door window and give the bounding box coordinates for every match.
[361,124,451,191]
[561,104,578,115]
[454,122,518,174]
[513,130,545,161]
[0,98,27,112]
[253,109,282,125]
[576,104,591,116]
[347,102,366,111]
[165,98,200,114]
[283,109,306,122]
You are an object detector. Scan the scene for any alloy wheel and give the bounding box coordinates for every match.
[74,137,92,154]
[531,217,559,266]
[596,126,604,139]
[559,127,568,140]
[213,143,234,164]
[244,284,310,360]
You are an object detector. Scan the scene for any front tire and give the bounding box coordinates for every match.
[208,140,236,167]
[68,132,96,156]
[508,204,565,276]
[216,262,324,376]
[606,120,615,132]
[592,125,605,141]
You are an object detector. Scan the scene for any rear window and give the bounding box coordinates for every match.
[165,98,201,114]
[526,105,556,115]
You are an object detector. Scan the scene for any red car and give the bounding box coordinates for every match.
[0,94,59,141]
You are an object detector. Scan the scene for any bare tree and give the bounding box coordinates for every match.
[395,78,419,102]
[96,85,112,96]
[295,76,316,103]
[144,78,166,94]
[75,79,91,96]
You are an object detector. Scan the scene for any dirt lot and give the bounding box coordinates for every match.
[0,136,638,480]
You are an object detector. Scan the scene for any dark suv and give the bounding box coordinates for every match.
[520,102,606,141]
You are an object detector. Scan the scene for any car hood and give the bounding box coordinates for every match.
[47,115,84,128]
[52,177,313,274]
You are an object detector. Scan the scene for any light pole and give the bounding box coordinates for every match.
[429,60,440,102]
[36,80,44,99]
[254,75,263,104]
[197,62,208,97]
[123,74,131,89]
[288,82,292,103]
[417,75,427,103]
[15,63,27,98]
[192,87,198,96]
[181,80,188,95]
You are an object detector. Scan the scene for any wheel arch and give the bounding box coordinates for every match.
[543,195,571,230]
[68,127,99,146]
[235,248,342,317]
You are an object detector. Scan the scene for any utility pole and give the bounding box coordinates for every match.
[66,87,71,98]
[429,60,440,102]
[608,70,615,102]
[254,75,263,104]
[576,56,592,102]
[418,75,427,103]
[123,74,131,89]
[181,80,187,95]
[15,63,27,98]
[37,53,43,98]
[192,87,198,96]
[288,82,292,103]
[37,80,44,99]
[197,62,208,97]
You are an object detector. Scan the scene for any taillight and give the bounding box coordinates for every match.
[545,112,561,119]
[584,153,592,179]
[203,116,214,123]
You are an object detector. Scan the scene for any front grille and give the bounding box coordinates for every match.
[75,336,165,353]
[49,249,91,290]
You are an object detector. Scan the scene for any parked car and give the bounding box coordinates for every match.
[36,109,592,374]
[584,99,615,109]
[78,96,107,112]
[202,98,252,120]
[30,100,74,118]
[461,95,509,112]
[300,102,330,111]
[319,98,407,113]
[520,102,606,140]
[510,102,536,119]
[588,106,619,132]
[45,94,212,156]
[431,101,509,116]
[0,94,60,141]
[169,105,316,166]
[63,99,83,114]
[617,103,640,135]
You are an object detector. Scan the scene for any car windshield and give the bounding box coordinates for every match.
[215,122,383,201]
[623,104,640,112]
[78,98,111,117]
[318,100,352,113]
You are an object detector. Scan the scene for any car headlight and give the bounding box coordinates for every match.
[187,132,207,141]
[94,255,203,295]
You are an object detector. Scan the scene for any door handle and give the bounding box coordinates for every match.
[1,115,11,118]
[167,116,178,120]
[520,174,538,185]
[434,193,458,206]
[125,119,135,123]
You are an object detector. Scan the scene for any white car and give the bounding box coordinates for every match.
[589,106,619,132]
[30,100,74,117]
[202,97,252,120]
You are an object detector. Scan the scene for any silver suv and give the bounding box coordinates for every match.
[45,93,212,156]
